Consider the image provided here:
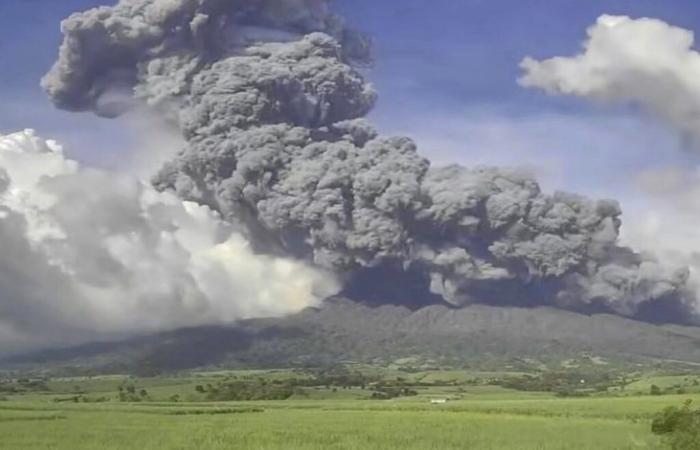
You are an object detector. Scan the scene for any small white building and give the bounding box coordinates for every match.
[430,398,447,404]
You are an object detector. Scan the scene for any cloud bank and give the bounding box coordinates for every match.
[0,129,336,353]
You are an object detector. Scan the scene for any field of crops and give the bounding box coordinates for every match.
[1,369,698,449]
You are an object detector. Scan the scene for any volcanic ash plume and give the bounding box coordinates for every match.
[43,0,696,321]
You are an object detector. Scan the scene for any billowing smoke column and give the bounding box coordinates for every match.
[43,0,695,320]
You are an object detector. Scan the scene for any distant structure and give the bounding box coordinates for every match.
[431,398,447,404]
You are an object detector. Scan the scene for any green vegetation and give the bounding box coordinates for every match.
[1,364,700,449]
[652,400,700,449]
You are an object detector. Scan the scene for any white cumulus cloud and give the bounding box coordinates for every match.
[520,14,700,145]
[0,130,338,354]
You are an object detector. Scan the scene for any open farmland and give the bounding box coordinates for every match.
[1,366,698,449]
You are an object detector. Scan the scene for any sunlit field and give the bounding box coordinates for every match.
[0,404,658,450]
[2,368,698,449]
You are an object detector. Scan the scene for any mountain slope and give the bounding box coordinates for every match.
[5,298,700,374]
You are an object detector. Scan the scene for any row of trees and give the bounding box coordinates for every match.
[196,380,297,401]
[193,366,426,401]
[650,380,700,396]
[492,369,619,396]
[0,378,49,393]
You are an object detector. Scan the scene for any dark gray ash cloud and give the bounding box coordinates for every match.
[43,0,696,322]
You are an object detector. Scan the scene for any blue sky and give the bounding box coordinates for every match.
[1,0,700,200]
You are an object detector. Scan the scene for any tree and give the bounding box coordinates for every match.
[651,385,663,396]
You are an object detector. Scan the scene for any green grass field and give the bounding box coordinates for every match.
[1,368,698,449]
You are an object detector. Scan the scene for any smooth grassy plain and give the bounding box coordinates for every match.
[1,369,697,449]
[0,400,662,450]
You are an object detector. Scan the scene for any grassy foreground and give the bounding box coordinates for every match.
[0,404,658,450]
[2,368,699,449]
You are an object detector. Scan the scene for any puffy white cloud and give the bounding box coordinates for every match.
[520,15,700,145]
[0,130,338,354]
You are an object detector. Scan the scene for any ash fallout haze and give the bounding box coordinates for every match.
[1,0,700,357]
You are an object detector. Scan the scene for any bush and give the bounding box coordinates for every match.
[652,401,700,450]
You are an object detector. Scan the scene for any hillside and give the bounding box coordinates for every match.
[5,298,700,374]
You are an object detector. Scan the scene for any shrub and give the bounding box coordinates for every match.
[652,400,700,450]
